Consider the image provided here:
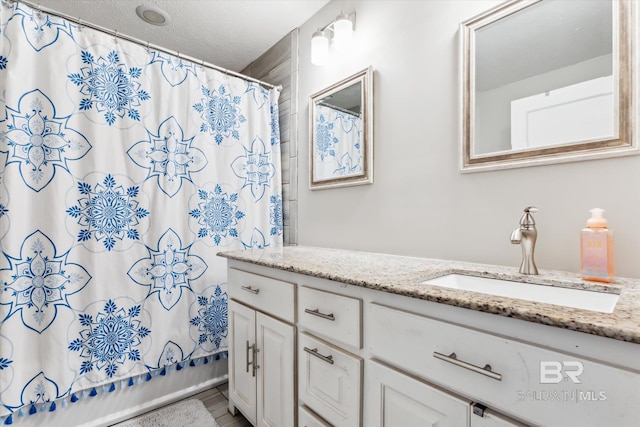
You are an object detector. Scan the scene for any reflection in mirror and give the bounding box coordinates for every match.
[310,66,373,189]
[461,0,637,171]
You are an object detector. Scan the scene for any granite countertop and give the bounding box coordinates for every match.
[217,246,640,344]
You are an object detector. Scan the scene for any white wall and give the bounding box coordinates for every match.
[297,1,640,279]
[476,54,612,154]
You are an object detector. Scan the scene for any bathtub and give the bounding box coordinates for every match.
[8,358,228,427]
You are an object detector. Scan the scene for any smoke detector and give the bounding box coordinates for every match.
[136,5,171,26]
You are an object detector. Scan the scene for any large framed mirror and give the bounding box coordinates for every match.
[309,66,373,189]
[461,0,637,172]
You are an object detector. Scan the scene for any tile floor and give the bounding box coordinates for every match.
[191,383,252,427]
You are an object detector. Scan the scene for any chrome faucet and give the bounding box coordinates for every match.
[510,206,538,275]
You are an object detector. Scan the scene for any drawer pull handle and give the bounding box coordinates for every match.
[303,347,334,365]
[433,351,502,381]
[246,340,252,373]
[252,346,260,377]
[304,308,335,321]
[240,285,260,294]
[246,341,260,376]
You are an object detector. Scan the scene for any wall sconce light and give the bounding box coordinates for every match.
[311,11,355,66]
[311,29,330,66]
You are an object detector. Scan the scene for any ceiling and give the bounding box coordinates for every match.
[35,0,330,72]
[475,0,612,91]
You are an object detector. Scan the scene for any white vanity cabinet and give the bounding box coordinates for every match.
[367,305,528,427]
[227,268,296,427]
[367,302,640,426]
[223,258,640,427]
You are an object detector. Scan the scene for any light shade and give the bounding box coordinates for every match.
[333,12,353,52]
[311,30,329,66]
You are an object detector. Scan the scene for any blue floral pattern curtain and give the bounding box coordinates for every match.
[313,104,362,180]
[0,2,282,422]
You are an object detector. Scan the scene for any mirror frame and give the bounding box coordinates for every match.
[460,0,637,172]
[309,66,373,190]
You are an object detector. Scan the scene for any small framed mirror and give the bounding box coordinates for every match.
[310,66,373,189]
[461,0,637,172]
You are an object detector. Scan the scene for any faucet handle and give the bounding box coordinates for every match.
[520,206,538,226]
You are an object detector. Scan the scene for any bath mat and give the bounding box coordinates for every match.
[113,398,219,427]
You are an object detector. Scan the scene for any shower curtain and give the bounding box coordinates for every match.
[0,2,282,423]
[314,104,362,179]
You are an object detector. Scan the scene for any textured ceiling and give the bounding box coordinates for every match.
[35,0,329,72]
[475,1,612,91]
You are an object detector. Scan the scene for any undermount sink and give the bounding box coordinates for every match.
[421,274,619,313]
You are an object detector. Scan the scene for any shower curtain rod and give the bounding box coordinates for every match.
[7,0,279,90]
[317,101,360,117]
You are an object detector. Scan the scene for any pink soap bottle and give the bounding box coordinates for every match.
[580,208,615,283]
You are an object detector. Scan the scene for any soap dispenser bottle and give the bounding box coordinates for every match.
[581,208,615,283]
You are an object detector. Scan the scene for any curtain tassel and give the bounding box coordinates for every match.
[3,414,12,425]
[127,377,135,387]
[61,398,69,409]
[176,362,183,371]
[28,405,36,415]
[109,383,116,392]
[89,388,97,397]
[145,372,152,381]
[159,367,166,376]
[189,359,196,367]
[49,402,56,412]
[70,393,79,403]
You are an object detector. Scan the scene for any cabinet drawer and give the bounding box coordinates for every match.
[228,268,295,323]
[299,332,362,427]
[368,303,640,427]
[299,286,362,349]
[299,405,333,427]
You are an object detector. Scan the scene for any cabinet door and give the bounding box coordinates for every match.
[256,312,295,427]
[470,406,528,427]
[228,300,257,425]
[367,360,469,427]
[299,405,333,427]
